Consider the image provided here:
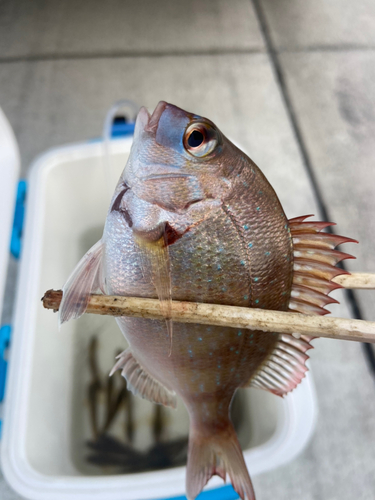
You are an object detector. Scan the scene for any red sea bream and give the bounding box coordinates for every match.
[59,102,356,500]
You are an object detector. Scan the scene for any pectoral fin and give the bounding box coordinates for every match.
[110,349,177,408]
[134,228,173,348]
[59,240,104,326]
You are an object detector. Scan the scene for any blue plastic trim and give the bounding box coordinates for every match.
[88,120,135,143]
[10,180,27,259]
[0,325,11,403]
[111,121,135,137]
[164,485,239,500]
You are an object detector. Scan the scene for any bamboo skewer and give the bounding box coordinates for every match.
[332,273,375,289]
[43,272,375,344]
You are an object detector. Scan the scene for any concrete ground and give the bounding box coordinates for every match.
[1,1,375,499]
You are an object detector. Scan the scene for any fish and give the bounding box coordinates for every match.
[59,101,356,499]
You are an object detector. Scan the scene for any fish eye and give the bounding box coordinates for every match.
[188,130,204,148]
[184,122,220,158]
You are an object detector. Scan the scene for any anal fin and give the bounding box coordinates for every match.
[250,334,312,397]
[110,349,177,409]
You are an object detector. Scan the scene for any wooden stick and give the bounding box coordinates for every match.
[332,272,375,289]
[42,289,375,344]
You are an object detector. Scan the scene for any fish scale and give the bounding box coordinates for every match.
[59,102,356,500]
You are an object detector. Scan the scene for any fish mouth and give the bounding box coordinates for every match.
[136,101,168,136]
[145,101,168,133]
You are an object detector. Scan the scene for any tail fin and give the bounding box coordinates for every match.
[186,422,255,500]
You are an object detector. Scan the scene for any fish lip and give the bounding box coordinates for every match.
[133,106,151,140]
[136,106,151,127]
[144,101,168,133]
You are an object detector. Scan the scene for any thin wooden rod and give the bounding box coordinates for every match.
[332,272,375,289]
[43,289,375,344]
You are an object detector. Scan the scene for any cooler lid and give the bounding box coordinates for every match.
[0,108,20,321]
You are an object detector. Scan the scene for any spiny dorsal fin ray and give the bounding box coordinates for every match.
[293,232,358,250]
[249,215,357,397]
[289,220,336,233]
[293,258,350,281]
[288,214,314,224]
[293,247,355,266]
[291,284,339,307]
[292,271,342,294]
[289,298,330,315]
[110,349,177,408]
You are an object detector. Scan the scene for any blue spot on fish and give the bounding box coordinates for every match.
[243,224,249,230]
[243,295,248,300]
[254,277,259,282]
[238,331,242,336]
[222,287,227,292]
[265,251,271,256]
[217,264,222,270]
[255,299,260,304]
[248,242,253,248]
[240,260,245,266]
[231,367,235,372]
[198,337,202,342]
[256,207,260,211]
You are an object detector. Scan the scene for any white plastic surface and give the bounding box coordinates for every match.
[0,109,20,320]
[1,139,317,500]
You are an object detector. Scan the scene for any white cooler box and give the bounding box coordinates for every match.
[0,109,317,500]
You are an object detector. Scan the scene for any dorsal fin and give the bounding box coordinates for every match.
[250,215,357,397]
[110,349,177,408]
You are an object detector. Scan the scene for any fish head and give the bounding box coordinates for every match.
[123,101,242,213]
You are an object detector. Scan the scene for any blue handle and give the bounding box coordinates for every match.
[111,121,135,137]
[10,180,27,259]
[0,325,11,403]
